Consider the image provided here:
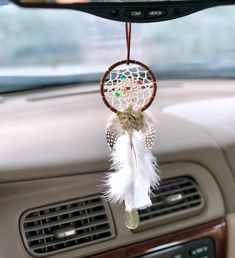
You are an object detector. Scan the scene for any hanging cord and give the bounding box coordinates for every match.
[125,22,132,65]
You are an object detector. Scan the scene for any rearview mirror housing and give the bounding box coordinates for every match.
[12,0,235,23]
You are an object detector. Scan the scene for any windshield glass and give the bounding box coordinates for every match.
[1,4,235,92]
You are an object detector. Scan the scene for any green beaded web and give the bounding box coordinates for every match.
[102,61,156,112]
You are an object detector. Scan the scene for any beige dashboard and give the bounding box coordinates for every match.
[0,79,235,258]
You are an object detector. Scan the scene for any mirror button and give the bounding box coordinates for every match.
[147,9,167,18]
[125,10,145,19]
[110,9,119,17]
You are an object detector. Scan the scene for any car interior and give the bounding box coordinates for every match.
[1,0,235,257]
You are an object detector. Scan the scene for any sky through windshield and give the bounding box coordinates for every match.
[0,4,235,75]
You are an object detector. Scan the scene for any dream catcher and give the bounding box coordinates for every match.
[100,23,160,229]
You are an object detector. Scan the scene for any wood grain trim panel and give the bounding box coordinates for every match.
[91,219,226,258]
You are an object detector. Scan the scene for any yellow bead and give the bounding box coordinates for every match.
[124,209,140,230]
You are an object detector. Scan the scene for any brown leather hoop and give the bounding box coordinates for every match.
[100,22,157,113]
[100,59,157,113]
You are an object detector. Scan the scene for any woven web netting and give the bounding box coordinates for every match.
[102,62,155,112]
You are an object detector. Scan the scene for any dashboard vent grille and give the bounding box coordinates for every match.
[138,176,204,227]
[20,195,115,257]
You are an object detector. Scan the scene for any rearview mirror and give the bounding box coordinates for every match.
[12,0,235,23]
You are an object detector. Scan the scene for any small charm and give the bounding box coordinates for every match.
[125,209,140,230]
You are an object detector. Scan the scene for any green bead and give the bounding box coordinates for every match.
[124,209,140,230]
[119,74,126,80]
[115,91,121,97]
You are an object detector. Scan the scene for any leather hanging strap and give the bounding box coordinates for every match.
[125,22,132,64]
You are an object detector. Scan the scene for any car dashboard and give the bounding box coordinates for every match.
[0,79,235,258]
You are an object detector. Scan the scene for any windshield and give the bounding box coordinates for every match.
[1,4,235,93]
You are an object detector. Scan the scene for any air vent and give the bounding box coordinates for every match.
[138,176,204,230]
[20,195,115,257]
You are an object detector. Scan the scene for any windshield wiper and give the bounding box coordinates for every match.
[153,63,235,79]
[0,73,100,94]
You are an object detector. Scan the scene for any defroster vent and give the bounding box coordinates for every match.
[20,195,115,257]
[137,176,205,230]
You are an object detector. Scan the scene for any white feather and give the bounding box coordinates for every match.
[105,131,160,212]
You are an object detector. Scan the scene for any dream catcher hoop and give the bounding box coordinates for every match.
[100,60,157,113]
[100,22,160,230]
[101,22,157,113]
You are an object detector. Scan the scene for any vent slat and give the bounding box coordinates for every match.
[139,177,204,224]
[27,233,55,242]
[154,185,197,198]
[182,192,201,199]
[20,195,115,257]
[27,220,109,242]
[25,203,104,223]
[24,210,106,232]
[151,192,201,208]
[159,178,189,188]
[140,199,201,218]
[31,228,111,251]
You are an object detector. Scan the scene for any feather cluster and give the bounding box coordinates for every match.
[105,114,160,212]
